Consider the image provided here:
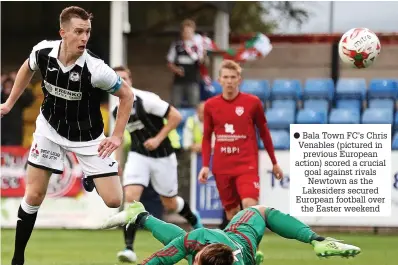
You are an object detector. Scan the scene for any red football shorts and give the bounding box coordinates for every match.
[214,174,260,210]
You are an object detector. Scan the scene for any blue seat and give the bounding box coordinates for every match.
[329,108,360,124]
[210,81,222,95]
[336,78,367,100]
[393,132,398,150]
[270,130,290,150]
[272,99,296,112]
[368,99,395,111]
[394,112,398,131]
[240,79,270,102]
[336,99,362,114]
[265,108,295,130]
[271,79,302,100]
[361,108,394,124]
[303,78,335,101]
[296,109,327,124]
[368,79,398,100]
[303,99,329,114]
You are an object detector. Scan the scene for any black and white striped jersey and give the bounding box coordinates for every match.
[28,40,122,142]
[112,89,175,158]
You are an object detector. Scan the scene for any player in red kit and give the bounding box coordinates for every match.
[198,60,284,223]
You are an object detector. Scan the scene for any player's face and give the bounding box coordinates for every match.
[182,26,194,40]
[116,70,132,86]
[61,18,91,57]
[218,68,241,94]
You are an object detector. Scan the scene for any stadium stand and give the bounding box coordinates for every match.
[178,77,397,150]
[240,79,270,103]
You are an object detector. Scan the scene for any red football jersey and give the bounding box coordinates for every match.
[202,92,277,175]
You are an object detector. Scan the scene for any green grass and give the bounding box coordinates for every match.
[1,229,397,265]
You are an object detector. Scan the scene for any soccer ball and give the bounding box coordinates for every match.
[338,28,381,69]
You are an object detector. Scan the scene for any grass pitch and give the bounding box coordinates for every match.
[1,229,397,265]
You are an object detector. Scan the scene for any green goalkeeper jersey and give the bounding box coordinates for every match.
[142,208,266,265]
[141,228,248,265]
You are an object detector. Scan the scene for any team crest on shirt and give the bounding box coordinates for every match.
[235,106,244,116]
[69,71,80,82]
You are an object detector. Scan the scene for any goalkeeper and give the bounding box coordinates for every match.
[102,202,361,265]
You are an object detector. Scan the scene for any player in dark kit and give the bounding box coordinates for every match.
[0,6,134,265]
[102,201,361,265]
[198,60,283,225]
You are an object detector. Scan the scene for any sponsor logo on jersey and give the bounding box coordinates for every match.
[44,80,82,101]
[126,120,145,132]
[216,123,247,142]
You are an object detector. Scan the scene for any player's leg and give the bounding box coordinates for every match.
[214,174,241,222]
[103,201,187,246]
[186,82,200,107]
[250,205,361,258]
[151,153,203,229]
[236,174,260,209]
[117,151,149,261]
[12,135,65,265]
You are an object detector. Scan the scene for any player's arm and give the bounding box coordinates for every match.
[202,102,213,167]
[142,93,182,150]
[110,81,134,139]
[2,60,34,111]
[254,99,277,165]
[91,63,134,140]
[142,236,187,265]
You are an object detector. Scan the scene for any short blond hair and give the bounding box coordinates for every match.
[219,60,242,76]
[181,19,196,30]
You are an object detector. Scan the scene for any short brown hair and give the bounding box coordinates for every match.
[181,19,196,30]
[113,66,132,78]
[199,244,234,265]
[60,6,93,25]
[219,60,242,76]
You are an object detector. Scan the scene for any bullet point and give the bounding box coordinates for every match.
[294,132,300,139]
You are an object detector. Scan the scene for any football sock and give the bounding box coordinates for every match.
[265,208,324,244]
[12,200,40,265]
[137,213,186,246]
[175,196,198,227]
[123,224,136,251]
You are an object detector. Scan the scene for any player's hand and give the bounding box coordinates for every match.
[143,137,161,151]
[198,167,210,184]
[98,135,122,158]
[0,103,12,118]
[175,67,184,77]
[272,164,283,180]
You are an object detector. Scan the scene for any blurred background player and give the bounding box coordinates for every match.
[0,6,134,265]
[198,59,284,226]
[102,201,362,265]
[111,66,203,263]
[167,19,204,108]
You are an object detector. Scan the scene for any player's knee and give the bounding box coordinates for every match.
[241,198,258,208]
[25,190,46,206]
[249,205,267,219]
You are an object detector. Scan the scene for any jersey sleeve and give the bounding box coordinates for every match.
[89,59,122,94]
[141,92,171,118]
[141,235,187,265]
[28,40,49,71]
